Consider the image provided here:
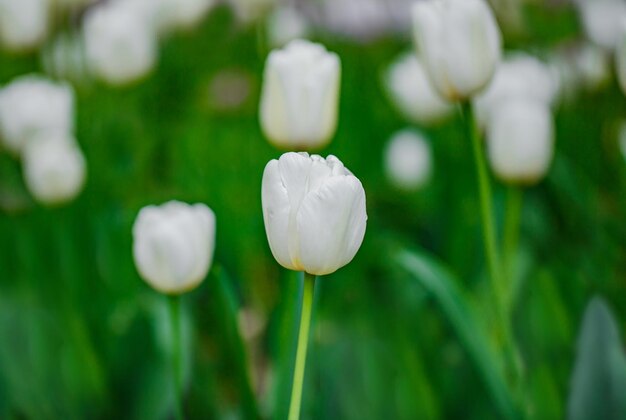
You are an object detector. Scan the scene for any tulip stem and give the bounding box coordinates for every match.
[503,186,523,280]
[168,295,184,420]
[288,272,316,420]
[461,102,506,328]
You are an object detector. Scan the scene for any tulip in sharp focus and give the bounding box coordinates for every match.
[260,39,341,150]
[261,152,367,275]
[384,52,453,126]
[0,75,74,155]
[133,201,216,294]
[411,0,502,101]
[22,132,86,205]
[385,129,433,191]
[487,99,554,185]
[83,1,157,86]
[0,0,50,52]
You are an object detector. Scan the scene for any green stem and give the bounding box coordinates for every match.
[461,102,506,326]
[168,295,184,420]
[503,187,523,279]
[288,272,316,420]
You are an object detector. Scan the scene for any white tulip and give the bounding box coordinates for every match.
[0,0,50,52]
[474,53,557,128]
[384,52,453,126]
[0,75,74,155]
[615,25,626,96]
[83,2,158,86]
[158,0,214,31]
[22,132,86,205]
[411,0,502,101]
[133,201,216,294]
[260,39,341,150]
[576,0,626,50]
[261,152,367,276]
[487,99,554,185]
[267,7,310,48]
[227,0,276,24]
[384,129,433,191]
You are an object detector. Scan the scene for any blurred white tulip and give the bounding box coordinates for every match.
[261,152,367,276]
[575,0,626,50]
[384,129,433,191]
[227,0,276,24]
[260,39,340,150]
[83,1,158,86]
[156,0,215,32]
[411,0,502,101]
[384,52,453,126]
[474,53,557,128]
[487,99,554,185]
[0,0,50,52]
[267,7,310,48]
[22,132,86,205]
[133,201,216,294]
[615,25,626,96]
[0,75,74,155]
[575,43,611,91]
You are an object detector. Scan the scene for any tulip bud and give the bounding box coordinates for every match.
[83,2,157,86]
[411,0,502,101]
[0,0,50,52]
[261,152,367,275]
[0,75,74,155]
[486,99,554,185]
[616,25,626,96]
[384,129,433,191]
[575,0,626,50]
[133,201,216,294]
[384,52,453,126]
[474,53,557,129]
[267,7,310,48]
[22,132,87,205]
[260,39,341,150]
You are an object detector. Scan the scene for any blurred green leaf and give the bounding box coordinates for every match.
[567,296,626,420]
[396,248,517,419]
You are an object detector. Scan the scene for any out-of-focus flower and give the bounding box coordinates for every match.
[267,7,310,48]
[157,0,215,32]
[575,43,611,91]
[41,34,88,84]
[298,0,414,42]
[384,129,433,191]
[0,0,50,52]
[0,75,74,155]
[227,0,276,24]
[261,152,367,275]
[487,99,554,185]
[260,39,340,150]
[22,132,86,205]
[83,1,158,86]
[384,52,453,126]
[411,0,501,101]
[615,25,626,96]
[133,201,216,294]
[575,0,626,50]
[474,53,557,128]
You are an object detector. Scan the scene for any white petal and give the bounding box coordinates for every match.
[297,175,367,275]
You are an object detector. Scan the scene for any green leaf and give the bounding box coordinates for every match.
[396,248,517,419]
[567,297,626,420]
